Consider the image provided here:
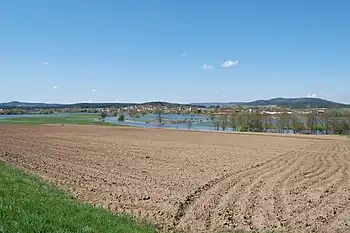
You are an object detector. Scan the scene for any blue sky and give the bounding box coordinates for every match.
[1,0,350,103]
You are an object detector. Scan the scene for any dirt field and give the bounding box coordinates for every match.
[1,125,350,233]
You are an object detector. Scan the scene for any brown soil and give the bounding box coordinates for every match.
[1,124,350,233]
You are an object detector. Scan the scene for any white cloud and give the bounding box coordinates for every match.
[307,93,317,98]
[44,62,48,65]
[215,91,220,95]
[201,64,214,69]
[180,52,188,58]
[92,89,96,92]
[53,86,58,89]
[221,60,239,68]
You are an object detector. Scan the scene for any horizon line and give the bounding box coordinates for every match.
[1,97,349,105]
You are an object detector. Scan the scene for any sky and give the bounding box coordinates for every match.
[1,0,350,104]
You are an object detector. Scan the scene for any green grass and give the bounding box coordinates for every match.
[0,114,121,127]
[0,162,156,233]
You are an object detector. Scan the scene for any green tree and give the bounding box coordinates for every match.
[345,111,350,133]
[250,113,264,132]
[39,109,54,114]
[118,112,125,121]
[235,112,249,132]
[331,119,349,134]
[100,111,107,122]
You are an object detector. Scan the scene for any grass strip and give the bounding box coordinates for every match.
[0,162,156,233]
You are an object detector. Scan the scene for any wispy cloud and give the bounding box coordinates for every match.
[201,64,214,70]
[215,91,220,95]
[53,86,58,89]
[221,60,239,68]
[180,52,188,58]
[44,62,49,65]
[92,89,96,93]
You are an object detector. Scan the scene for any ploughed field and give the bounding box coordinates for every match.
[1,125,350,233]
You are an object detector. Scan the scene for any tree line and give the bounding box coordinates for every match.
[210,110,350,135]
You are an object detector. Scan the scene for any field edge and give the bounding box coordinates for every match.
[0,161,157,233]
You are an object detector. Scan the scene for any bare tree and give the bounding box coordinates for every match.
[156,107,163,124]
[213,118,220,131]
[318,111,331,134]
[210,113,215,123]
[276,113,292,134]
[306,111,318,134]
[229,112,236,131]
[291,114,301,134]
[277,115,285,133]
[261,113,271,132]
[187,120,193,130]
[220,114,228,131]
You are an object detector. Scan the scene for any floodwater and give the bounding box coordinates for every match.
[0,113,297,133]
[105,113,225,131]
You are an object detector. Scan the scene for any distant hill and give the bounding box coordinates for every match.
[190,102,246,107]
[0,101,66,108]
[0,101,201,109]
[1,98,348,109]
[247,98,349,108]
[192,98,349,108]
[140,101,199,108]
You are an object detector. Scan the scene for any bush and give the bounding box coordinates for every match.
[118,113,125,121]
[100,112,107,122]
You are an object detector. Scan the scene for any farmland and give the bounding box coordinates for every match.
[1,125,350,232]
[0,113,118,126]
[0,162,156,233]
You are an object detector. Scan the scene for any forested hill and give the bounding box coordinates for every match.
[248,98,348,108]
